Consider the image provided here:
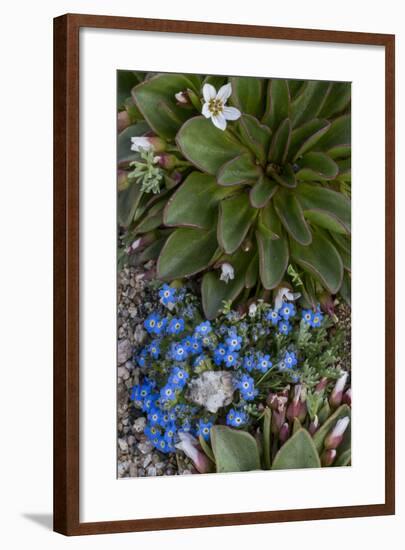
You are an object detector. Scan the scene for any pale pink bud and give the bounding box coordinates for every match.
[175,91,189,104]
[118,110,130,132]
[315,377,328,394]
[320,292,335,317]
[286,385,307,422]
[342,388,352,406]
[324,416,350,450]
[271,408,286,434]
[156,153,178,170]
[175,432,212,474]
[329,372,349,409]
[321,448,337,466]
[279,422,290,443]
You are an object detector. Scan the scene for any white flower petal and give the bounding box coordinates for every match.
[216,82,232,103]
[223,106,241,121]
[130,136,152,152]
[202,83,217,102]
[211,113,227,131]
[202,103,212,118]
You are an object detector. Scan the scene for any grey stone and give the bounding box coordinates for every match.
[186,370,235,413]
[118,339,132,365]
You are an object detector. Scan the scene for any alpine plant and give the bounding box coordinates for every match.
[117,72,351,319]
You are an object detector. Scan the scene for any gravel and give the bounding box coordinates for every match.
[117,264,194,478]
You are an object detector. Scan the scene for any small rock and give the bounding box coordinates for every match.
[118,438,128,453]
[143,455,152,468]
[133,417,146,433]
[118,339,132,365]
[134,324,146,345]
[186,370,235,413]
[147,466,157,476]
[118,460,129,477]
[129,463,138,477]
[118,366,130,380]
[138,440,154,454]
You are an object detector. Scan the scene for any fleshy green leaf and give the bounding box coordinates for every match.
[117,183,143,227]
[132,74,200,139]
[211,425,261,473]
[201,249,253,319]
[297,182,351,234]
[271,163,297,189]
[249,176,278,208]
[268,118,291,164]
[218,192,257,253]
[273,187,312,245]
[117,121,150,166]
[238,115,272,166]
[217,153,261,186]
[296,152,339,181]
[288,119,331,161]
[340,271,351,305]
[256,226,289,290]
[157,227,218,280]
[164,172,239,229]
[262,79,290,131]
[313,404,351,454]
[176,116,248,175]
[335,449,351,467]
[263,408,272,470]
[245,253,259,288]
[318,82,351,119]
[290,230,344,293]
[230,76,266,118]
[272,429,321,470]
[291,80,332,127]
[117,70,143,108]
[315,115,351,159]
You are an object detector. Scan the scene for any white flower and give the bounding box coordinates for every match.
[274,286,301,312]
[220,262,235,283]
[248,303,258,317]
[130,136,153,152]
[201,83,241,131]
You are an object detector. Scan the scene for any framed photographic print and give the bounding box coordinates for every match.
[53,14,395,535]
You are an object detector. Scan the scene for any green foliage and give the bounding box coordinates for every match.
[211,426,261,473]
[272,429,321,469]
[117,73,351,317]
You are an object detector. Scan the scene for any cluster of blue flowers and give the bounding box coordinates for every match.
[301,307,324,328]
[130,284,326,454]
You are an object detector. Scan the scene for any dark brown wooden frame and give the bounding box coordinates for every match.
[53,13,395,536]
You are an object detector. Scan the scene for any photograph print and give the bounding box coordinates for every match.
[116,71,351,478]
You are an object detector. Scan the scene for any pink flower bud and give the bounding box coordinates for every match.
[286,385,307,422]
[271,408,286,434]
[175,90,190,104]
[118,110,130,132]
[342,388,352,406]
[321,448,337,466]
[156,153,178,170]
[279,422,290,443]
[175,432,212,474]
[324,416,350,450]
[315,377,328,394]
[320,292,335,317]
[329,372,349,409]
